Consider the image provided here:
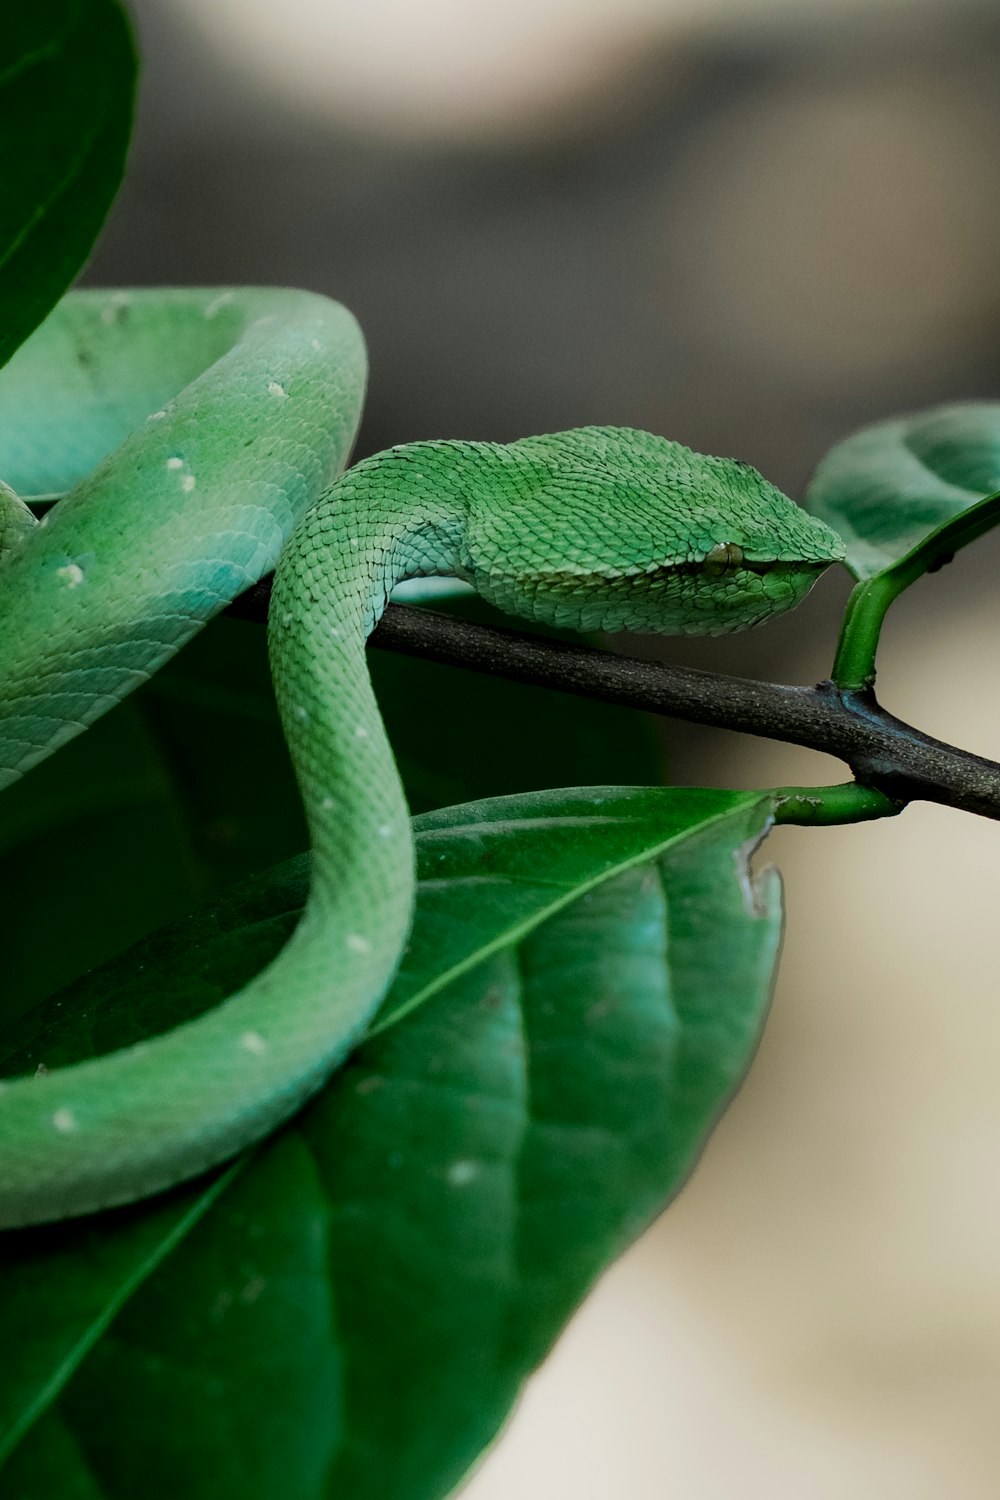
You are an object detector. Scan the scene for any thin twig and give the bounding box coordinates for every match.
[225,583,1000,822]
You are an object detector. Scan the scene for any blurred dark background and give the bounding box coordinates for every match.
[90,0,1000,478]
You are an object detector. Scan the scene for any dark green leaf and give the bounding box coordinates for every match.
[0,0,136,371]
[1,787,781,1499]
[0,702,208,1021]
[804,401,1000,579]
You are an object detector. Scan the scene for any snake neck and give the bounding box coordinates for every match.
[271,438,479,637]
[266,442,478,918]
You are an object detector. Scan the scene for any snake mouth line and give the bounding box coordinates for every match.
[738,558,829,577]
[640,557,830,581]
[522,558,832,591]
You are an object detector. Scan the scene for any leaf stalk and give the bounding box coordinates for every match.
[831,489,1000,690]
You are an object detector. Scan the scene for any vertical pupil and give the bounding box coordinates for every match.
[704,542,744,576]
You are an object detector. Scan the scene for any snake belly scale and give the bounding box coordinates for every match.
[0,289,843,1228]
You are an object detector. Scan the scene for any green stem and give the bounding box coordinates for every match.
[831,572,911,691]
[831,489,1000,691]
[772,781,901,827]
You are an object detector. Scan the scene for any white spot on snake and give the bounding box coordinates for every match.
[354,724,368,739]
[378,824,392,839]
[55,563,85,587]
[447,1159,480,1187]
[293,704,308,722]
[148,409,168,421]
[281,612,293,628]
[349,537,359,549]
[328,624,341,638]
[267,381,287,399]
[310,338,321,351]
[240,1031,267,1056]
[100,292,130,324]
[53,1108,77,1133]
[181,474,196,493]
[320,796,335,811]
[346,933,371,955]
[204,292,235,319]
[166,457,184,470]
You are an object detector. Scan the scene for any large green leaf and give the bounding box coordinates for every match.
[0,786,781,1499]
[0,0,136,372]
[804,401,1000,580]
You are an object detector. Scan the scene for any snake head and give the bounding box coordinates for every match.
[460,426,845,636]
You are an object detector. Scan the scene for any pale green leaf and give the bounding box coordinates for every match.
[804,401,1000,579]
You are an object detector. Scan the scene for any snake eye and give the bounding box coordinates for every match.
[703,541,745,577]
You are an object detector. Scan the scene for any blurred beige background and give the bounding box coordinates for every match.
[89,0,1000,1491]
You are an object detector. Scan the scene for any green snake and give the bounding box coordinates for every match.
[0,288,843,1229]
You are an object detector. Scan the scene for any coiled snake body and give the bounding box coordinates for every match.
[0,289,843,1228]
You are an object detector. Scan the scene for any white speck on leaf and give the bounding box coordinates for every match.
[181,474,196,493]
[55,563,85,587]
[733,821,775,918]
[166,456,184,470]
[53,1108,77,1133]
[346,933,371,955]
[267,381,287,399]
[240,1032,267,1056]
[447,1160,480,1187]
[148,409,168,421]
[210,1289,234,1322]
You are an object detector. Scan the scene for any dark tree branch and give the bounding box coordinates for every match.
[226,582,1000,822]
